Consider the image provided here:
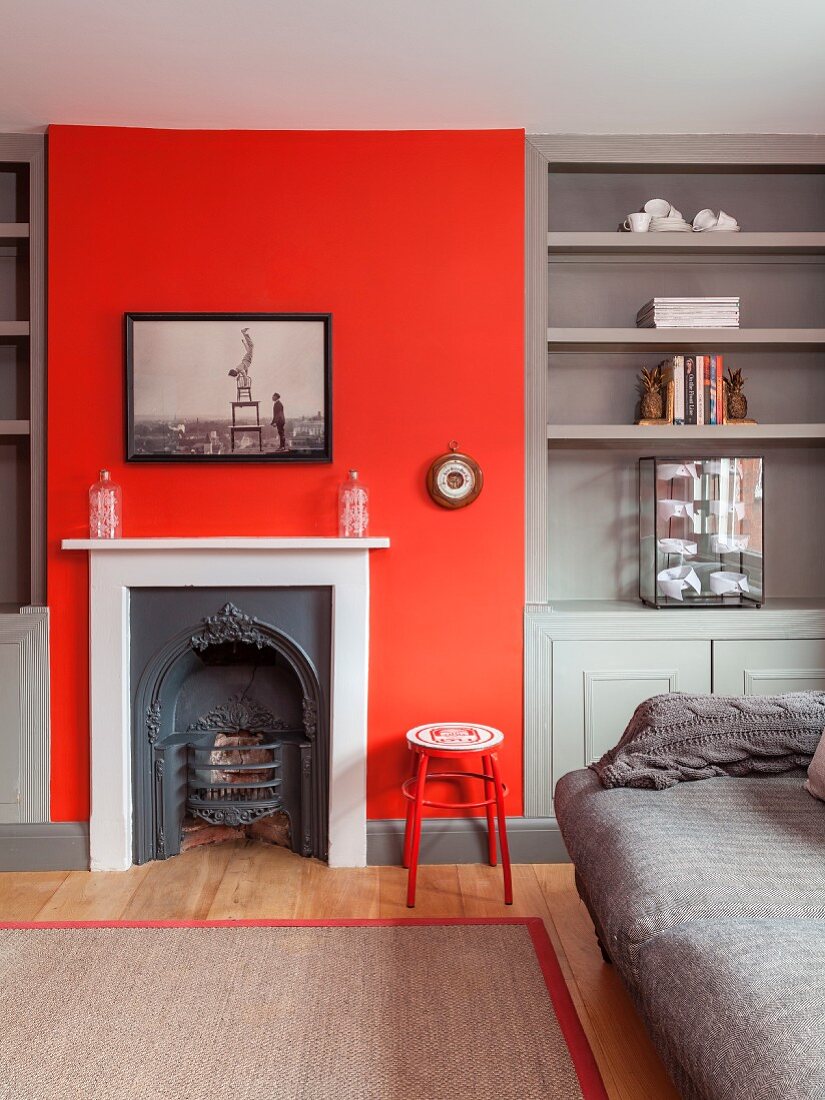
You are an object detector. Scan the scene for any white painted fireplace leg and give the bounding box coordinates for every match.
[89,556,133,871]
[326,553,370,868]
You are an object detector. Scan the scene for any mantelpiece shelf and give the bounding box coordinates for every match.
[547,328,825,352]
[0,321,30,337]
[0,222,29,240]
[546,423,825,448]
[548,232,825,255]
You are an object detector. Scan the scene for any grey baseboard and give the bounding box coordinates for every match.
[366,817,570,866]
[0,822,90,871]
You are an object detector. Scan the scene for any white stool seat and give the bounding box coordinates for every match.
[405,723,504,751]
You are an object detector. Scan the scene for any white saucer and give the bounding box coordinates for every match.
[705,225,741,232]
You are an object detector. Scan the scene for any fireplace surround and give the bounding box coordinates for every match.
[62,537,390,870]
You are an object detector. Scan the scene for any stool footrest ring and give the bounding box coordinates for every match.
[401,771,508,811]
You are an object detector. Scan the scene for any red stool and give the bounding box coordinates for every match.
[401,723,513,908]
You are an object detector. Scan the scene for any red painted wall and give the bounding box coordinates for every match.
[47,126,524,822]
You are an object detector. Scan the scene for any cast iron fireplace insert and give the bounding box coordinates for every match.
[130,590,330,864]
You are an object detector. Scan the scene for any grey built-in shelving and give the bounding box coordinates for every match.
[0,135,45,608]
[0,136,50,853]
[523,134,825,818]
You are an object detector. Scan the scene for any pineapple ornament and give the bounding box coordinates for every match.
[725,367,750,421]
[638,364,665,422]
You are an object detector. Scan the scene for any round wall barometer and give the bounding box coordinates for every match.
[426,441,483,509]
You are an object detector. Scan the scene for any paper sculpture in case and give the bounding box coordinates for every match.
[639,456,763,608]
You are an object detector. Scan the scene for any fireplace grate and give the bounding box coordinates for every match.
[187,734,290,827]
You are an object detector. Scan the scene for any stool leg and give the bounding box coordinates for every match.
[402,750,418,869]
[489,752,513,905]
[406,752,429,908]
[482,754,497,867]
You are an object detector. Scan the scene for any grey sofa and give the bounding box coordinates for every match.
[555,767,825,1100]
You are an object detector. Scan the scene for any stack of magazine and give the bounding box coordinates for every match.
[637,297,740,329]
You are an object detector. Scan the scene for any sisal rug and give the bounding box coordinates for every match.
[0,918,606,1100]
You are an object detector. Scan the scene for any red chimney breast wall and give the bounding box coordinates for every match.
[47,126,525,822]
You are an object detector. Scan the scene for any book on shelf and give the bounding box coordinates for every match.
[649,353,729,427]
[684,356,697,423]
[697,355,706,425]
[636,297,740,329]
[662,355,685,424]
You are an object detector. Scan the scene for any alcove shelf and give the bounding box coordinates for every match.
[547,328,825,352]
[548,232,825,255]
[0,322,31,337]
[0,420,31,436]
[546,423,825,448]
[0,222,29,241]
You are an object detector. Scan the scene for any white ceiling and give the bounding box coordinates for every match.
[3,0,825,134]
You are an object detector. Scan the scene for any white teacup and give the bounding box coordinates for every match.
[623,212,652,232]
[692,208,718,232]
[716,210,738,229]
[644,198,672,217]
[667,206,684,220]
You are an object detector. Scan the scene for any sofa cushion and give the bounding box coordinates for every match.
[592,691,825,790]
[636,920,825,1100]
[555,768,825,981]
[806,730,825,802]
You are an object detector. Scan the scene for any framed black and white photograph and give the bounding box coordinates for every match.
[125,312,332,462]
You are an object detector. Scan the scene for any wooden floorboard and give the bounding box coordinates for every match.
[0,849,678,1099]
[35,864,152,921]
[120,843,235,921]
[0,870,69,920]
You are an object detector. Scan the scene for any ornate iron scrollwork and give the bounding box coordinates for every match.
[191,804,279,827]
[302,697,318,739]
[146,700,162,744]
[188,695,292,735]
[190,603,278,652]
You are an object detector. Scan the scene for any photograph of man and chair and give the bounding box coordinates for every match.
[126,313,331,462]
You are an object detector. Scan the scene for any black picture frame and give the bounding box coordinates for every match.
[125,312,332,463]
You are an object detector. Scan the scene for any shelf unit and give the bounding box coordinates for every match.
[0,137,48,842]
[523,134,825,817]
[0,136,45,607]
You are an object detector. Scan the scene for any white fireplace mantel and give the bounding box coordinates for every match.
[62,536,390,871]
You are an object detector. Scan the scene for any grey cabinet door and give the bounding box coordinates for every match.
[552,639,711,784]
[0,610,50,824]
[0,642,22,823]
[713,639,825,695]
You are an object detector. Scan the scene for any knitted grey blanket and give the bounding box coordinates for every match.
[592,691,825,790]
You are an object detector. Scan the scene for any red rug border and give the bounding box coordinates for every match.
[0,916,608,1100]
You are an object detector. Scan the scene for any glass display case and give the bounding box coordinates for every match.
[640,456,764,608]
